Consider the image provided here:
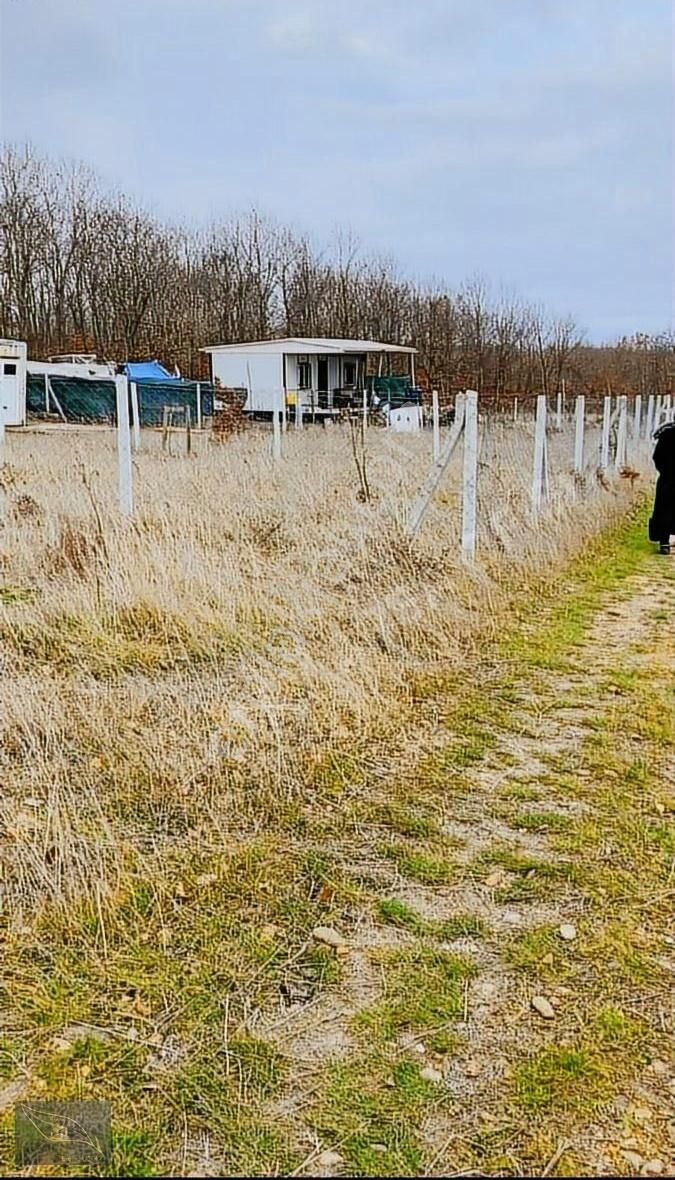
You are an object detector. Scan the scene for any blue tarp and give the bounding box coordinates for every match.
[124,360,177,382]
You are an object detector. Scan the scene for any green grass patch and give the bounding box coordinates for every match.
[514,1004,654,1118]
[370,802,440,839]
[515,1045,609,1114]
[376,898,426,935]
[377,899,488,943]
[354,944,475,1043]
[310,1053,449,1177]
[505,925,574,979]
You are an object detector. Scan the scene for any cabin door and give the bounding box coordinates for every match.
[0,361,20,425]
[317,358,329,406]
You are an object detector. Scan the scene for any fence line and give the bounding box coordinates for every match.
[8,383,658,535]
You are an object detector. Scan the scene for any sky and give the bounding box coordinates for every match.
[0,0,672,342]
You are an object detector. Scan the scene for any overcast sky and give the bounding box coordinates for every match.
[0,0,672,341]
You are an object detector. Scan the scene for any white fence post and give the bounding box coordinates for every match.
[600,396,612,470]
[129,381,141,451]
[574,395,585,474]
[513,396,518,423]
[431,389,440,461]
[295,393,303,431]
[633,394,642,442]
[272,391,282,460]
[461,390,479,557]
[115,375,134,516]
[195,382,202,430]
[654,394,663,429]
[531,394,547,514]
[555,387,563,430]
[645,394,655,440]
[0,400,5,449]
[615,395,628,469]
[362,388,368,431]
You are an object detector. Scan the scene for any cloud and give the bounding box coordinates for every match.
[0,0,671,338]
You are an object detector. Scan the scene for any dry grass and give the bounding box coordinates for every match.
[0,417,660,1176]
[0,418,639,911]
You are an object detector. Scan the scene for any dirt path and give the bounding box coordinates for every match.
[3,529,672,1180]
[265,562,675,1178]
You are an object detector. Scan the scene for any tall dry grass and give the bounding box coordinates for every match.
[0,416,649,919]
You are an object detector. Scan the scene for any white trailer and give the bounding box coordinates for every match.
[201,337,417,419]
[0,339,27,426]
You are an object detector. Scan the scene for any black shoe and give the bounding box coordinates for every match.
[658,543,671,556]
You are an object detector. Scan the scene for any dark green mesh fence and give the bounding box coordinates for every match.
[367,375,420,406]
[133,381,213,427]
[26,376,214,426]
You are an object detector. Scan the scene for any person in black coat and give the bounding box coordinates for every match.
[649,420,675,555]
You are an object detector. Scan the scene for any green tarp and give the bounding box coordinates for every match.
[26,376,214,426]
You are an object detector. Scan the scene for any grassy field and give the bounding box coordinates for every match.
[1,421,671,1177]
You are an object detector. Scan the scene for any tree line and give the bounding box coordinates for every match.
[1,145,672,405]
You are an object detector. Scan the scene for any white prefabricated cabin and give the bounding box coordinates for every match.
[201,337,417,415]
[0,339,28,426]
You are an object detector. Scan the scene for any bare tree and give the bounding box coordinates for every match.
[1,144,669,404]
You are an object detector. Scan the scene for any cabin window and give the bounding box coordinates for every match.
[3,363,17,375]
[343,360,357,388]
[297,360,312,389]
